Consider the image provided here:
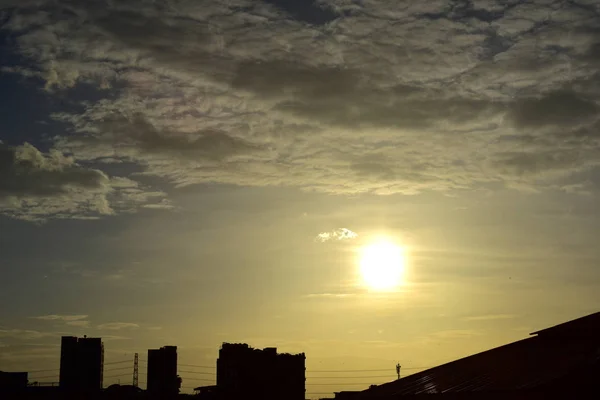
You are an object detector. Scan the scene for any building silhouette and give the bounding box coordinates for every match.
[341,312,600,400]
[59,335,104,391]
[147,345,180,396]
[217,343,305,400]
[0,371,28,390]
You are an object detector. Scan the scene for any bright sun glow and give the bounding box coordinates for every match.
[359,240,406,291]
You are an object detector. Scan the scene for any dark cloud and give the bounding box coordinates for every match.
[95,9,212,52]
[262,0,340,25]
[0,143,171,221]
[418,0,508,23]
[492,150,593,177]
[275,89,503,130]
[231,60,360,100]
[509,90,599,129]
[231,60,503,129]
[129,116,263,161]
[0,143,108,198]
[79,115,264,161]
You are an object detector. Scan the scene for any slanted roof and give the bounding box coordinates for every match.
[531,311,600,337]
[361,312,600,397]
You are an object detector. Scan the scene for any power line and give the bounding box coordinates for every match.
[28,368,59,374]
[104,372,132,379]
[177,363,214,369]
[309,367,429,373]
[179,377,215,382]
[309,369,390,372]
[104,366,132,372]
[28,375,58,380]
[306,382,385,386]
[178,370,216,375]
[104,360,132,365]
[307,375,395,379]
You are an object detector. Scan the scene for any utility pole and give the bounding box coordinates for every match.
[396,363,401,380]
[133,353,139,388]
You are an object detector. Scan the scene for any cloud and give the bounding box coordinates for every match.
[2,0,600,218]
[96,322,139,330]
[262,0,340,26]
[0,143,172,221]
[0,343,60,364]
[65,320,91,328]
[508,90,599,129]
[32,314,91,328]
[0,142,109,198]
[462,314,517,322]
[32,315,88,321]
[0,329,57,340]
[305,293,357,299]
[428,329,483,340]
[315,228,358,242]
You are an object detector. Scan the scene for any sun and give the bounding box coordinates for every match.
[359,239,406,291]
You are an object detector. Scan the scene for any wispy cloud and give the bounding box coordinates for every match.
[65,320,91,328]
[146,326,163,331]
[305,293,358,299]
[0,329,57,340]
[32,315,88,321]
[463,314,517,322]
[101,335,132,341]
[429,330,483,340]
[315,228,358,243]
[96,322,139,330]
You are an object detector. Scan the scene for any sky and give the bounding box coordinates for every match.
[1,0,600,397]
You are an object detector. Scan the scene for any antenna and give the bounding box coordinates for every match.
[133,353,139,388]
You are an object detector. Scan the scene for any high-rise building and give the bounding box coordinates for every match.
[217,343,305,400]
[147,346,180,396]
[59,336,104,391]
[0,371,28,390]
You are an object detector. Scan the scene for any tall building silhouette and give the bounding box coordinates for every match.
[0,371,28,390]
[147,346,180,396]
[59,336,104,391]
[217,343,305,400]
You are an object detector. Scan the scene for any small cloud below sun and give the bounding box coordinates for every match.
[315,228,358,242]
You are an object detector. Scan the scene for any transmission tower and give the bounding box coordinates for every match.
[133,353,139,388]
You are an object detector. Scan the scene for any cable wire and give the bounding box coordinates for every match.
[28,368,60,374]
[28,375,58,380]
[307,375,395,379]
[309,367,429,372]
[179,377,215,382]
[178,370,216,375]
[177,363,214,369]
[104,360,132,365]
[103,372,132,379]
[104,366,132,372]
[306,382,385,386]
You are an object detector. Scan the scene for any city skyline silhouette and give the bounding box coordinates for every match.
[3,0,600,399]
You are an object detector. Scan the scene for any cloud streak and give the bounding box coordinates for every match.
[32,315,89,321]
[463,314,517,322]
[315,228,358,243]
[0,329,57,340]
[96,322,139,330]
